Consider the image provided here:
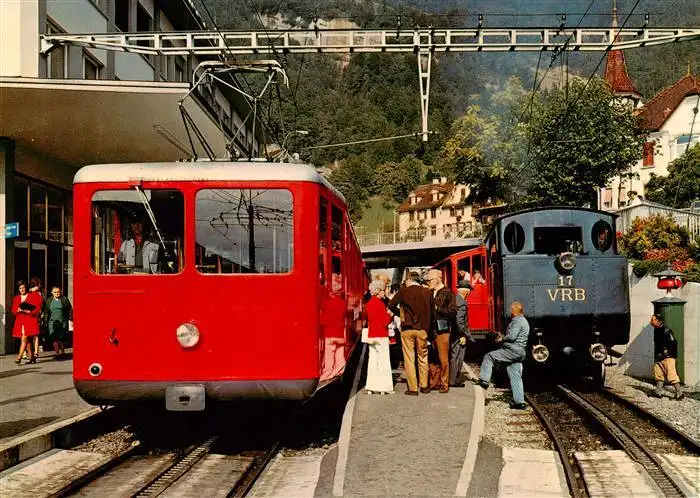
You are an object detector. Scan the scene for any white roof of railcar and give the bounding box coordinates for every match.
[73,161,345,203]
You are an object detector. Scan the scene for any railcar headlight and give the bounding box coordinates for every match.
[532,344,550,363]
[89,363,103,377]
[177,323,200,348]
[558,252,576,271]
[589,343,607,362]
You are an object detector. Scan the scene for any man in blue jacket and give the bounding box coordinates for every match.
[475,301,530,409]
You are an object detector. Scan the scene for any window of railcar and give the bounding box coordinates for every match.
[331,205,344,293]
[195,189,293,274]
[533,226,584,255]
[503,221,525,254]
[591,220,614,253]
[91,189,184,275]
[319,196,328,286]
[456,257,471,281]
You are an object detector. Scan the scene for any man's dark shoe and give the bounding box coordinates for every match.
[473,379,489,390]
[450,382,466,388]
[419,387,431,394]
[509,402,527,410]
[439,387,449,394]
[405,390,419,396]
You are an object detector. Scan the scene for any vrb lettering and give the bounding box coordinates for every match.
[546,288,586,301]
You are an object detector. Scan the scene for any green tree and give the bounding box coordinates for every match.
[436,77,529,204]
[523,77,646,207]
[645,143,700,208]
[374,156,425,202]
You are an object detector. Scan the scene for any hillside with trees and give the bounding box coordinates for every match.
[195,0,700,220]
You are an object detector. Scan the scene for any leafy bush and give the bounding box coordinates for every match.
[632,259,667,278]
[620,214,698,281]
[618,215,690,260]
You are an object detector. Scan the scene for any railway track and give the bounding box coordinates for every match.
[50,435,279,497]
[527,384,699,498]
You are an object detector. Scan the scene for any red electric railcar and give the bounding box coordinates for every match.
[72,161,368,410]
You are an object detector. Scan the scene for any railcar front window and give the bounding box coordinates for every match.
[195,189,293,274]
[533,227,584,255]
[91,189,184,275]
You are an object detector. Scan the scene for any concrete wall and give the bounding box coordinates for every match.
[0,0,40,77]
[617,265,700,388]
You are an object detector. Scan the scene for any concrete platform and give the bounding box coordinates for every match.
[0,350,91,445]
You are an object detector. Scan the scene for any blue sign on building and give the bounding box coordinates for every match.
[3,222,19,239]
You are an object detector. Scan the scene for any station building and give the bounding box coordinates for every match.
[0,0,265,354]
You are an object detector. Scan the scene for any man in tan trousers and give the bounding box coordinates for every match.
[389,271,434,395]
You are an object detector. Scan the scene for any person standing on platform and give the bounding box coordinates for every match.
[365,280,394,395]
[29,277,45,359]
[12,281,42,365]
[650,314,684,400]
[475,301,530,409]
[426,269,456,393]
[450,280,473,387]
[44,286,73,359]
[389,271,433,396]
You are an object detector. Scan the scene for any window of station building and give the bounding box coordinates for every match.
[136,3,153,48]
[430,225,437,236]
[503,221,525,254]
[46,20,66,79]
[533,226,584,255]
[47,189,64,242]
[30,185,47,239]
[591,220,614,253]
[195,189,293,274]
[91,189,184,275]
[83,53,101,80]
[409,211,415,222]
[430,207,437,219]
[174,58,186,82]
[115,0,129,32]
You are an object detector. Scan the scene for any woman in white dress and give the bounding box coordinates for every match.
[364,280,394,394]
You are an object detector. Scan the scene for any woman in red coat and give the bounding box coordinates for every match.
[12,280,42,364]
[365,280,394,394]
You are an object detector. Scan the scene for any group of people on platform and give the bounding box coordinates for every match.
[364,269,529,409]
[12,277,73,365]
[362,268,535,410]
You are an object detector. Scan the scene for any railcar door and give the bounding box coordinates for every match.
[453,249,489,334]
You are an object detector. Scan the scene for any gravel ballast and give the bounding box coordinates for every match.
[604,366,700,441]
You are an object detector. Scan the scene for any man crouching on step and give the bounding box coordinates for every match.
[474,301,530,410]
[650,313,684,400]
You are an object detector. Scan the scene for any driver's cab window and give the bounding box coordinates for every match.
[471,255,485,285]
[91,189,184,274]
[457,258,471,284]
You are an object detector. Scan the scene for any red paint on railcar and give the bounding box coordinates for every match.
[431,247,494,336]
[72,162,367,407]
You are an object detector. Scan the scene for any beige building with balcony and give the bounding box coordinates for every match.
[397,177,480,241]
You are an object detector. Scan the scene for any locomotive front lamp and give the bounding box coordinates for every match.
[558,252,576,271]
[177,322,200,348]
[589,343,608,362]
[652,267,684,294]
[532,344,549,363]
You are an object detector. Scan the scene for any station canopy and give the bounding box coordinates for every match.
[0,77,230,165]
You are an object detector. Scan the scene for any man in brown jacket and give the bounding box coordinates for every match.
[389,271,433,395]
[426,269,457,393]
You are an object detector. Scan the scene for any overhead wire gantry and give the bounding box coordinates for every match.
[41,25,700,143]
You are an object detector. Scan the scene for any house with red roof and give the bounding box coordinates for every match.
[600,61,700,210]
[397,177,481,241]
[598,3,699,211]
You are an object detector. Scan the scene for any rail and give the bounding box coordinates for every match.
[559,385,686,497]
[356,225,483,247]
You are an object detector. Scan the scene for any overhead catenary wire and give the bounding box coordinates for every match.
[302,132,429,150]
